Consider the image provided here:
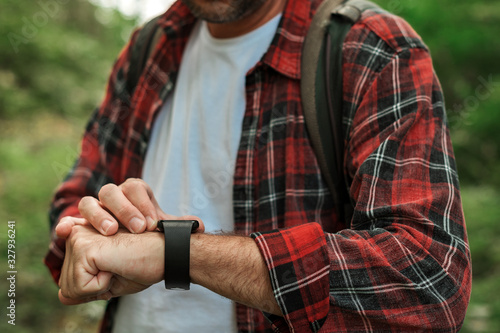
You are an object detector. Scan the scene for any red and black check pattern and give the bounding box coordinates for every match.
[45,0,471,332]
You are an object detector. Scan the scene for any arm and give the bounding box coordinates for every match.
[190,233,282,316]
[250,13,472,332]
[58,223,281,316]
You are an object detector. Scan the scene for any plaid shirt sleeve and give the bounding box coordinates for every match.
[43,28,141,284]
[251,11,471,332]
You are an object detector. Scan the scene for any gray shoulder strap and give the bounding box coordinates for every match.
[301,0,345,192]
[333,0,378,22]
[301,0,380,224]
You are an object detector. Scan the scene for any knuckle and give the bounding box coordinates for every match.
[127,177,143,184]
[78,196,94,211]
[136,199,154,213]
[99,183,118,199]
[114,204,135,219]
[88,208,104,223]
[120,182,132,193]
[78,199,104,223]
[121,178,144,193]
[68,229,83,247]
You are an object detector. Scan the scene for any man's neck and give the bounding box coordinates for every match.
[207,0,287,39]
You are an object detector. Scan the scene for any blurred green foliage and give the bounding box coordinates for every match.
[0,0,137,332]
[0,0,136,119]
[0,0,499,332]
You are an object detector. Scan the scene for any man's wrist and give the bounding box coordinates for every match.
[189,232,282,315]
[104,230,165,285]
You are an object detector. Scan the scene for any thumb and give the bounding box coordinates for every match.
[58,288,112,305]
[55,217,89,239]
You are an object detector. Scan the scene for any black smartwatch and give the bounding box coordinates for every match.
[157,220,199,290]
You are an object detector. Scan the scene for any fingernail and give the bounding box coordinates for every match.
[130,217,145,233]
[102,220,114,234]
[146,216,156,230]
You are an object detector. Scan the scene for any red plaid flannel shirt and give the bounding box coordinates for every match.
[45,0,471,331]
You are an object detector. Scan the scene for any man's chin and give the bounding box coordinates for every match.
[181,0,267,24]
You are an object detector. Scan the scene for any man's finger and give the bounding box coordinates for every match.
[108,275,149,297]
[60,268,114,298]
[119,179,158,231]
[98,183,147,234]
[58,289,91,305]
[78,196,119,235]
[58,289,112,305]
[55,217,89,239]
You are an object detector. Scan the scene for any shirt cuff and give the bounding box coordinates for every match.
[251,222,330,332]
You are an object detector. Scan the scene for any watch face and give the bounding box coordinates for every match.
[157,220,199,233]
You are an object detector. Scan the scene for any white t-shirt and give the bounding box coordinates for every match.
[112,14,281,333]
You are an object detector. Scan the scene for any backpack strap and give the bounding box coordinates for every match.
[301,0,380,224]
[125,15,164,99]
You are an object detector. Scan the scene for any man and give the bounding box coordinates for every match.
[45,0,472,332]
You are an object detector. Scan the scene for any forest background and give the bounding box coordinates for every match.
[1,0,499,332]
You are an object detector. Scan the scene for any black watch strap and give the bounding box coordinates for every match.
[157,220,199,290]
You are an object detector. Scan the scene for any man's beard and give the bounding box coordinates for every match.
[181,0,268,23]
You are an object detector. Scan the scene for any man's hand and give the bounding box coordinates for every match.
[55,178,204,237]
[58,225,164,305]
[58,224,282,316]
[54,179,280,315]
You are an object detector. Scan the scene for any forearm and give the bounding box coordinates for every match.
[190,233,282,316]
[109,230,281,315]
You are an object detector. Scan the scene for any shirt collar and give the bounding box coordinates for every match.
[156,0,322,80]
[157,1,196,34]
[261,0,321,80]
